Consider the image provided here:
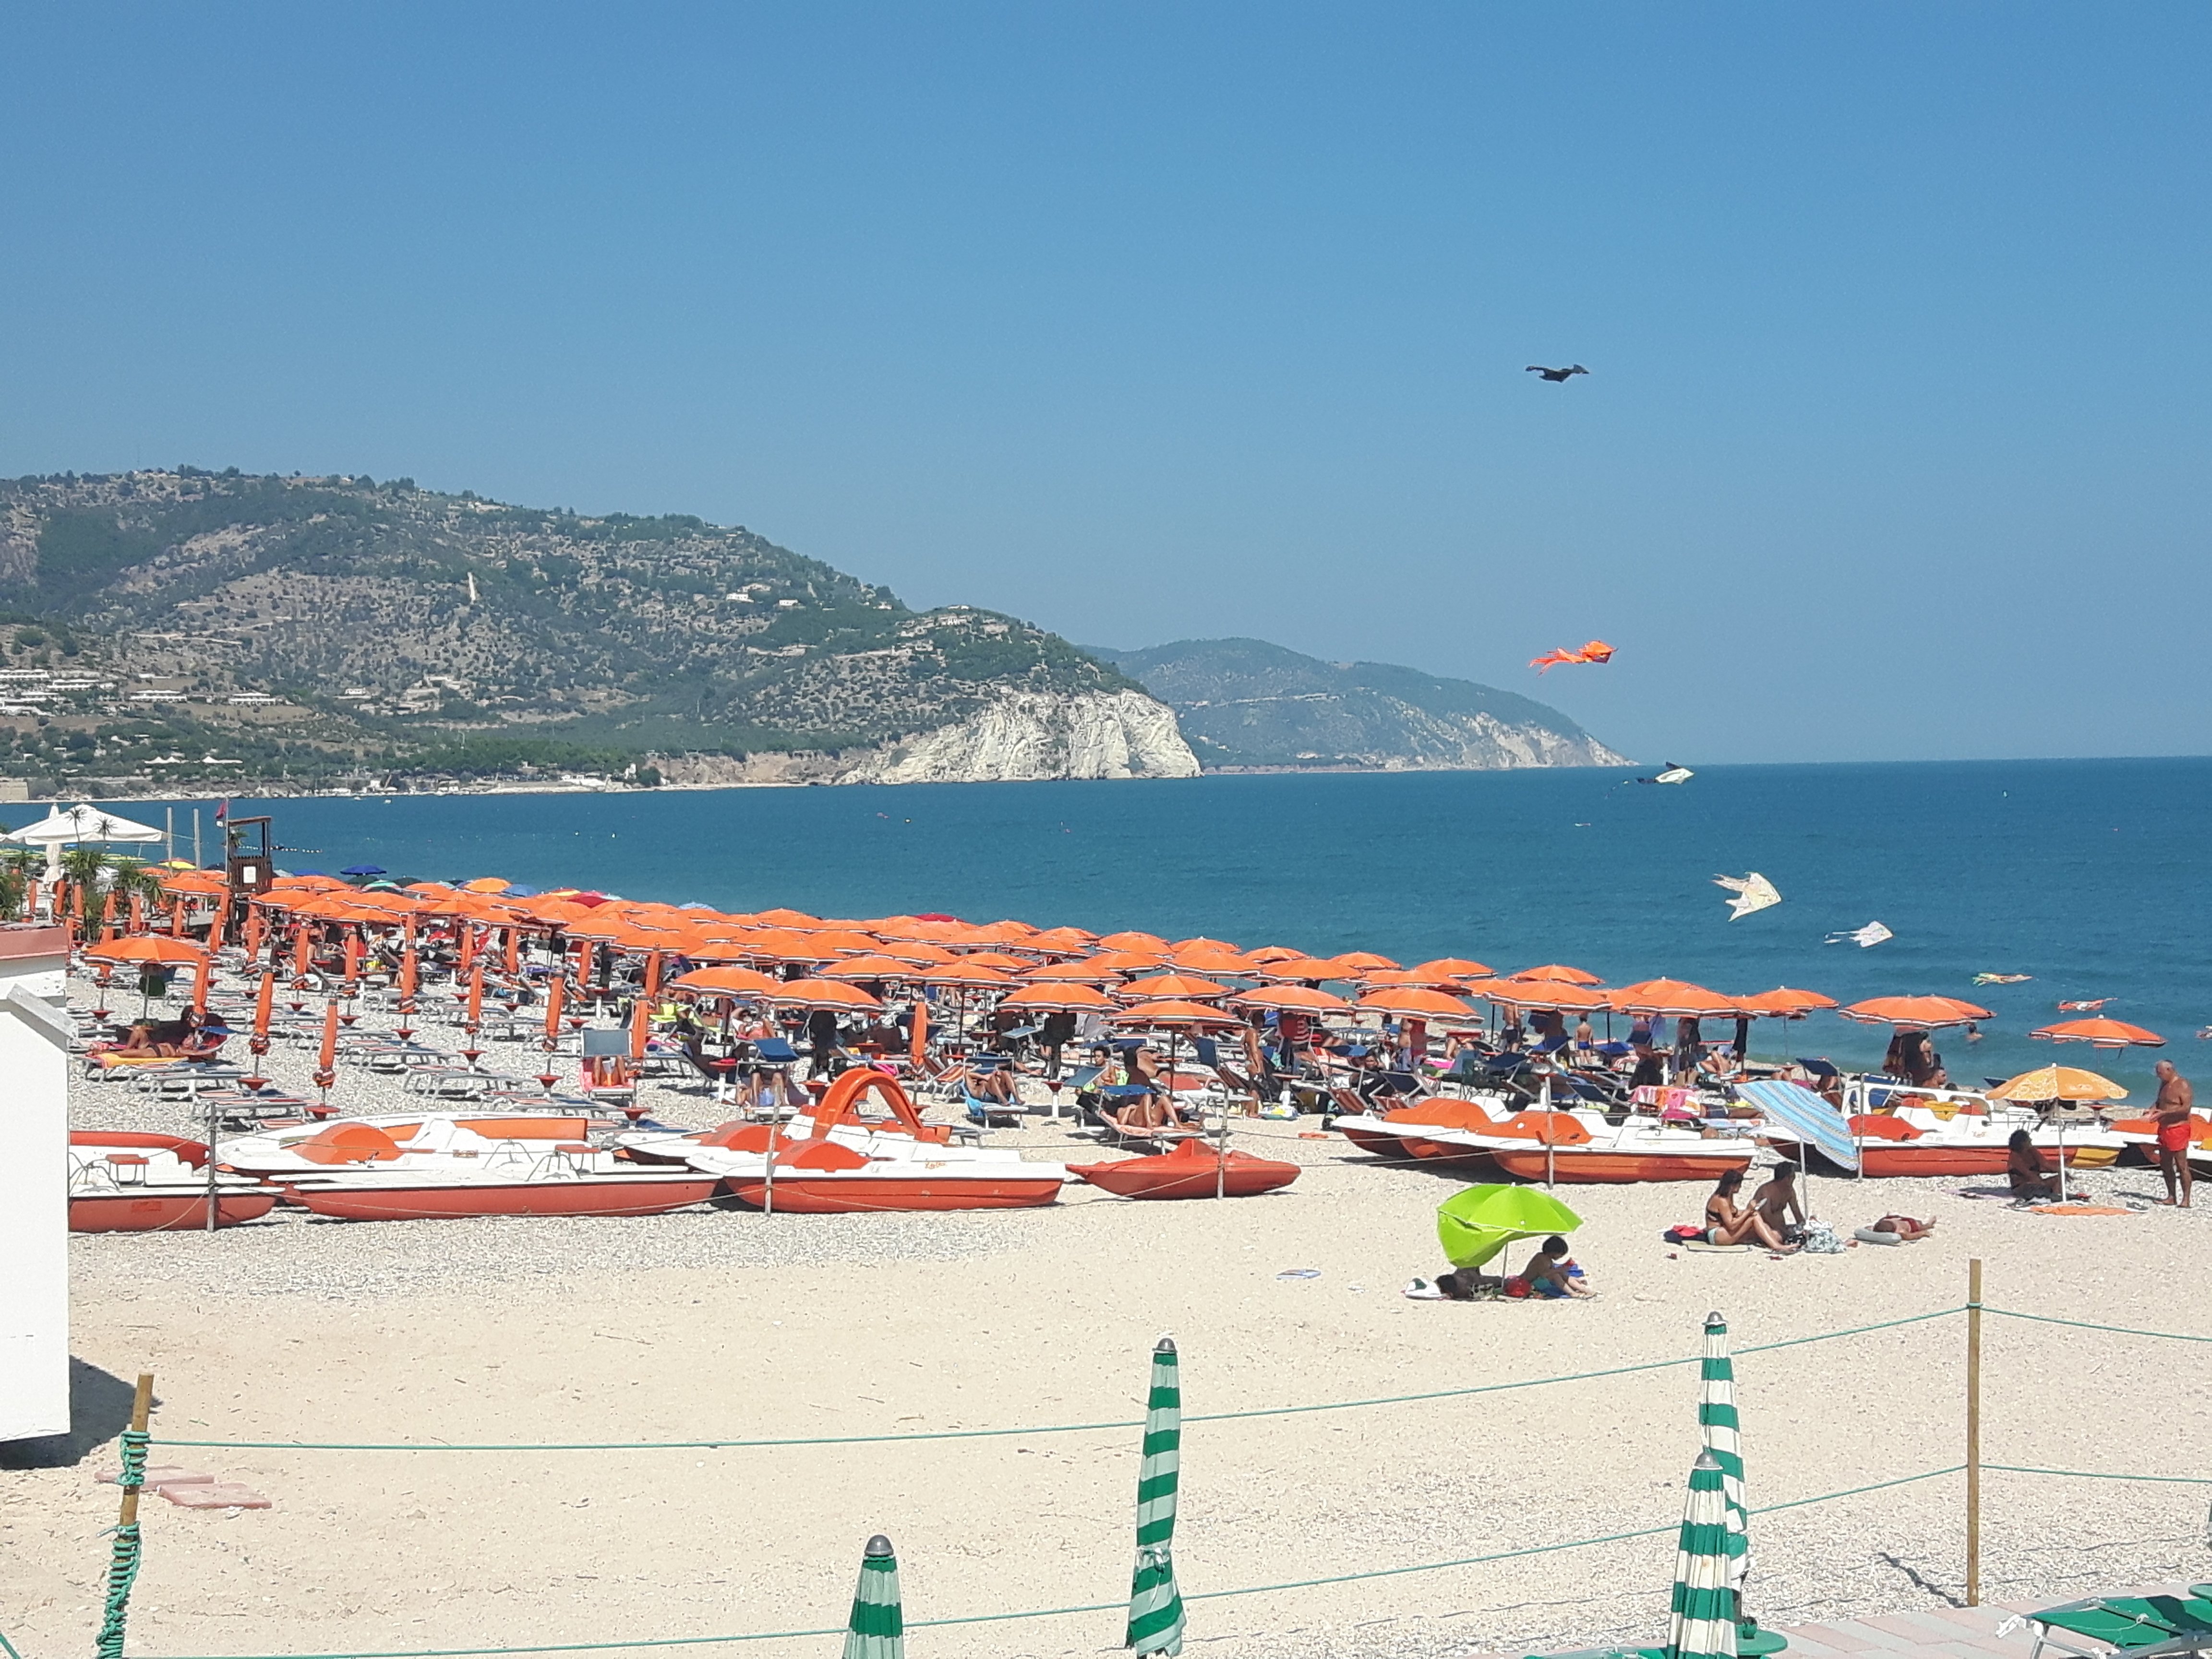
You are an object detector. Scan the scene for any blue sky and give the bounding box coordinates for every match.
[2,3,2206,764]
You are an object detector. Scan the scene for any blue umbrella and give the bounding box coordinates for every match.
[341,865,387,878]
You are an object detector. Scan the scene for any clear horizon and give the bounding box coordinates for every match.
[3,4,2206,766]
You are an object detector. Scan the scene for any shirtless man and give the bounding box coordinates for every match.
[2151,1060,2195,1209]
[1752,1164,1806,1240]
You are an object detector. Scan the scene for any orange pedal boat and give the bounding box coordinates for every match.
[1069,1138,1301,1199]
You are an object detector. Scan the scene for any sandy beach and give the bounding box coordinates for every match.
[9,995,2212,1659]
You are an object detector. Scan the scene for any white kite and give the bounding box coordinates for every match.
[1825,921,1894,949]
[1634,762,1695,785]
[1713,872,1781,920]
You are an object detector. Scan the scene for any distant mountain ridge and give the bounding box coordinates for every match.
[1085,637,1629,772]
[0,469,1199,793]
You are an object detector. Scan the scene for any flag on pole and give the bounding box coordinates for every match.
[1125,1334,1187,1657]
[842,1534,903,1659]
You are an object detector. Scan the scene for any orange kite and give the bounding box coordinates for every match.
[1529,640,1616,674]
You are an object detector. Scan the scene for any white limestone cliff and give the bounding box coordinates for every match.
[838,690,1201,785]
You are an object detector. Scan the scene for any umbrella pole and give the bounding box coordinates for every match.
[204,1082,219,1234]
[1541,1067,1555,1189]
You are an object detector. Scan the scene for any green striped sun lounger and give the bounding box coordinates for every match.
[2012,1593,2212,1659]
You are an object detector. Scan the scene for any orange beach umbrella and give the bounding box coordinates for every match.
[1988,1065,2127,1104]
[1839,995,1992,1029]
[86,936,208,967]
[1118,972,1232,1001]
[1109,998,1243,1029]
[998,983,1117,1013]
[1514,963,1604,986]
[761,978,885,1013]
[1356,986,1477,1020]
[1230,985,1354,1015]
[1607,979,1744,1018]
[2031,1017,2165,1050]
[1737,987,1839,1017]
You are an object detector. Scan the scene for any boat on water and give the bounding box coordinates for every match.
[686,1070,1067,1213]
[68,1131,278,1232]
[1069,1136,1300,1199]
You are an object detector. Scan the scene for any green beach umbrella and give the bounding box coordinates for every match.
[1125,1335,1187,1657]
[1436,1184,1583,1271]
[842,1534,903,1659]
[1700,1312,1784,1654]
[1667,1452,1740,1659]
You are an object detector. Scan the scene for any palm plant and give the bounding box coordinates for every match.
[56,845,111,937]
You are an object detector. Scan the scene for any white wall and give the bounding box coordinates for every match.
[0,928,73,1443]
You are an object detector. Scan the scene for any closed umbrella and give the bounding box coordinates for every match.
[313,997,339,1100]
[1699,1312,1782,1654]
[841,1534,903,1659]
[1667,1451,1740,1659]
[1124,1335,1186,1658]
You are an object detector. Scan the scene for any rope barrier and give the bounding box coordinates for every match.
[154,1306,1962,1453]
[1983,1308,2212,1345]
[131,1467,1965,1659]
[1986,1465,2212,1486]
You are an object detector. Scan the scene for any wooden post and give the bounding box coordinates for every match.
[1966,1257,1983,1606]
[117,1372,154,1527]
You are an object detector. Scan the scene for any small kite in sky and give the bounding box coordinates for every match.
[1527,363,1589,383]
[1639,763,1694,785]
[2057,998,2112,1012]
[1530,640,1616,674]
[1714,872,1781,921]
[1973,974,2033,986]
[1825,921,1894,949]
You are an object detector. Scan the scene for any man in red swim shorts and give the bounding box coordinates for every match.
[2151,1060,2195,1209]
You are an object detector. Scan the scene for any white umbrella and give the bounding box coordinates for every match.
[4,803,163,878]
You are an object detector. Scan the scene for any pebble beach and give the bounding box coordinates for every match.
[9,975,2212,1659]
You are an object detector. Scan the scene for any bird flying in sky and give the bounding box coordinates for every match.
[1529,640,1616,674]
[1714,872,1782,920]
[1527,364,1588,383]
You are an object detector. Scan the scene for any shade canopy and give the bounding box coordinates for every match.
[2031,1017,2165,1050]
[4,803,163,846]
[1988,1065,2127,1104]
[1435,1183,1582,1271]
[1734,1078,1860,1174]
[1609,979,1744,1018]
[1838,994,1992,1029]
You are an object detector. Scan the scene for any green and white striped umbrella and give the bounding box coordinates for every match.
[1698,1311,1749,1595]
[1125,1334,1187,1657]
[1666,1452,1739,1659]
[842,1534,903,1659]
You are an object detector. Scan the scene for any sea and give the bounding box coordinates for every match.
[97,757,2212,1100]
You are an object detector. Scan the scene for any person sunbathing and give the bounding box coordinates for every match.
[1705,1168,1798,1251]
[1867,1214,1937,1240]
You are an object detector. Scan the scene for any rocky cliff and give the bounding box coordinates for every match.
[838,690,1200,784]
[1088,637,1629,772]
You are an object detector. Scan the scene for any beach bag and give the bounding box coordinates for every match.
[1502,1275,1532,1298]
[1663,1224,1704,1243]
[1800,1220,1845,1255]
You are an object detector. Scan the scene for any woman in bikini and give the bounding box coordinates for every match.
[1704,1168,1797,1251]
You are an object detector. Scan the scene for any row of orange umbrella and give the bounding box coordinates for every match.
[144,872,2171,1049]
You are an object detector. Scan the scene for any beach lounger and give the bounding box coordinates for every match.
[2013,1593,2212,1659]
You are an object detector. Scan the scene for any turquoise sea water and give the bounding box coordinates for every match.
[105,757,2212,1099]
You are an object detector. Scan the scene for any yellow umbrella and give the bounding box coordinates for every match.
[1987,1065,2126,1104]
